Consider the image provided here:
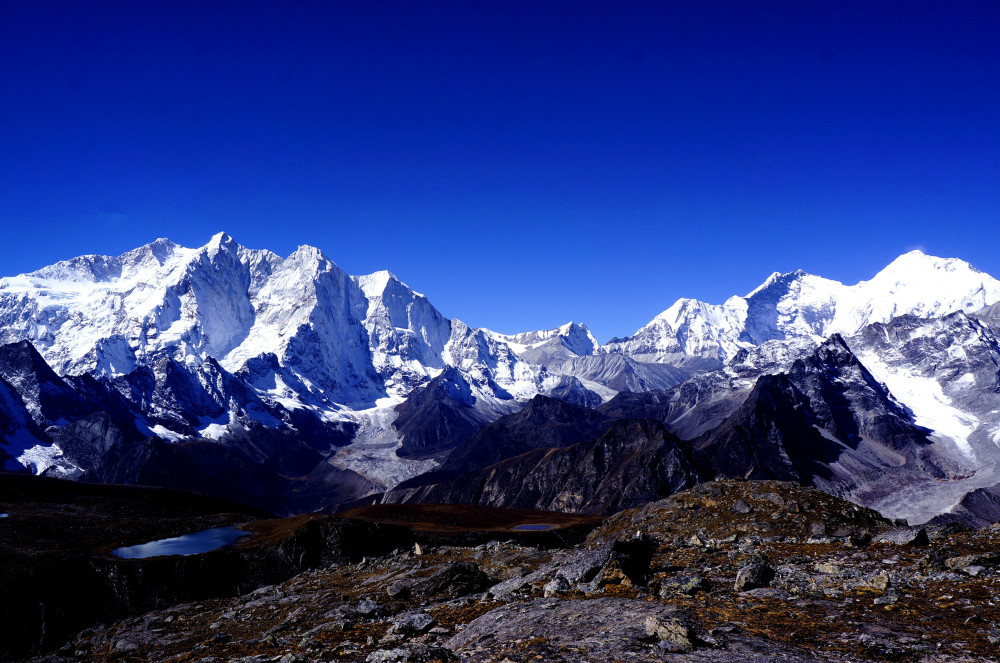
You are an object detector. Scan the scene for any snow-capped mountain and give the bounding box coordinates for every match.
[606,251,1000,366]
[0,234,613,497]
[4,234,1000,523]
[0,233,606,411]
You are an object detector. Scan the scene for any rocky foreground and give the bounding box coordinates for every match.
[17,480,1000,663]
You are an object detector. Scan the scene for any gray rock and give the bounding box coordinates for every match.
[386,581,412,599]
[873,527,929,546]
[659,574,710,597]
[486,577,533,600]
[448,597,688,658]
[742,587,790,600]
[543,575,571,598]
[549,547,609,584]
[644,615,693,652]
[735,556,775,591]
[946,552,1000,576]
[731,499,753,515]
[356,598,381,616]
[760,492,785,507]
[366,649,408,663]
[874,589,901,605]
[388,612,435,636]
[861,571,891,591]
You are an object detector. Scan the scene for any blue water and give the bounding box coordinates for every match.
[112,526,248,559]
[511,523,556,531]
[0,513,8,518]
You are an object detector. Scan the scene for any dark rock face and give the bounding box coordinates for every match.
[693,373,843,483]
[392,367,493,460]
[385,418,700,514]
[734,555,775,591]
[84,434,374,515]
[0,374,48,469]
[930,486,1000,530]
[786,335,932,455]
[0,340,369,513]
[694,336,962,504]
[439,394,613,474]
[0,340,93,423]
[598,372,748,441]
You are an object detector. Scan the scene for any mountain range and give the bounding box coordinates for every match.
[2,233,1000,525]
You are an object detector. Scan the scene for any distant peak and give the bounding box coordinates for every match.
[558,321,590,333]
[745,269,812,299]
[205,231,237,250]
[289,244,326,262]
[356,270,414,299]
[873,250,973,281]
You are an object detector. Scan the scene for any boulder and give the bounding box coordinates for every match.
[734,555,775,592]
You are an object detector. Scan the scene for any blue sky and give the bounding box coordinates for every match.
[2,2,998,342]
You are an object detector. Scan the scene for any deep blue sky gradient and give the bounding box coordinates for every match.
[2,2,999,342]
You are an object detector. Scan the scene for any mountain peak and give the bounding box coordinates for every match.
[860,251,996,299]
[873,250,974,281]
[206,231,235,248]
[356,270,409,298]
[745,269,813,299]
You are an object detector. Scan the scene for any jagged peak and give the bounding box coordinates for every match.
[285,243,335,270]
[203,231,237,252]
[744,268,816,299]
[658,297,712,321]
[355,269,414,299]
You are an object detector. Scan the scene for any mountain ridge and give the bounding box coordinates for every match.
[4,234,1000,522]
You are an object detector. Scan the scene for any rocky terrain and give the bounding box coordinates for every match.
[14,477,1000,662]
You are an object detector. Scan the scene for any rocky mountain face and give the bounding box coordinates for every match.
[4,235,1000,524]
[385,418,701,515]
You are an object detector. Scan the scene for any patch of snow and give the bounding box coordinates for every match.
[16,443,72,475]
[198,423,228,440]
[858,350,979,459]
[150,424,185,442]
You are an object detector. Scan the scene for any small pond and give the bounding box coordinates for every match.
[511,523,557,531]
[112,526,248,559]
[0,513,8,518]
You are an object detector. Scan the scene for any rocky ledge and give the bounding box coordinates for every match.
[20,480,1000,662]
